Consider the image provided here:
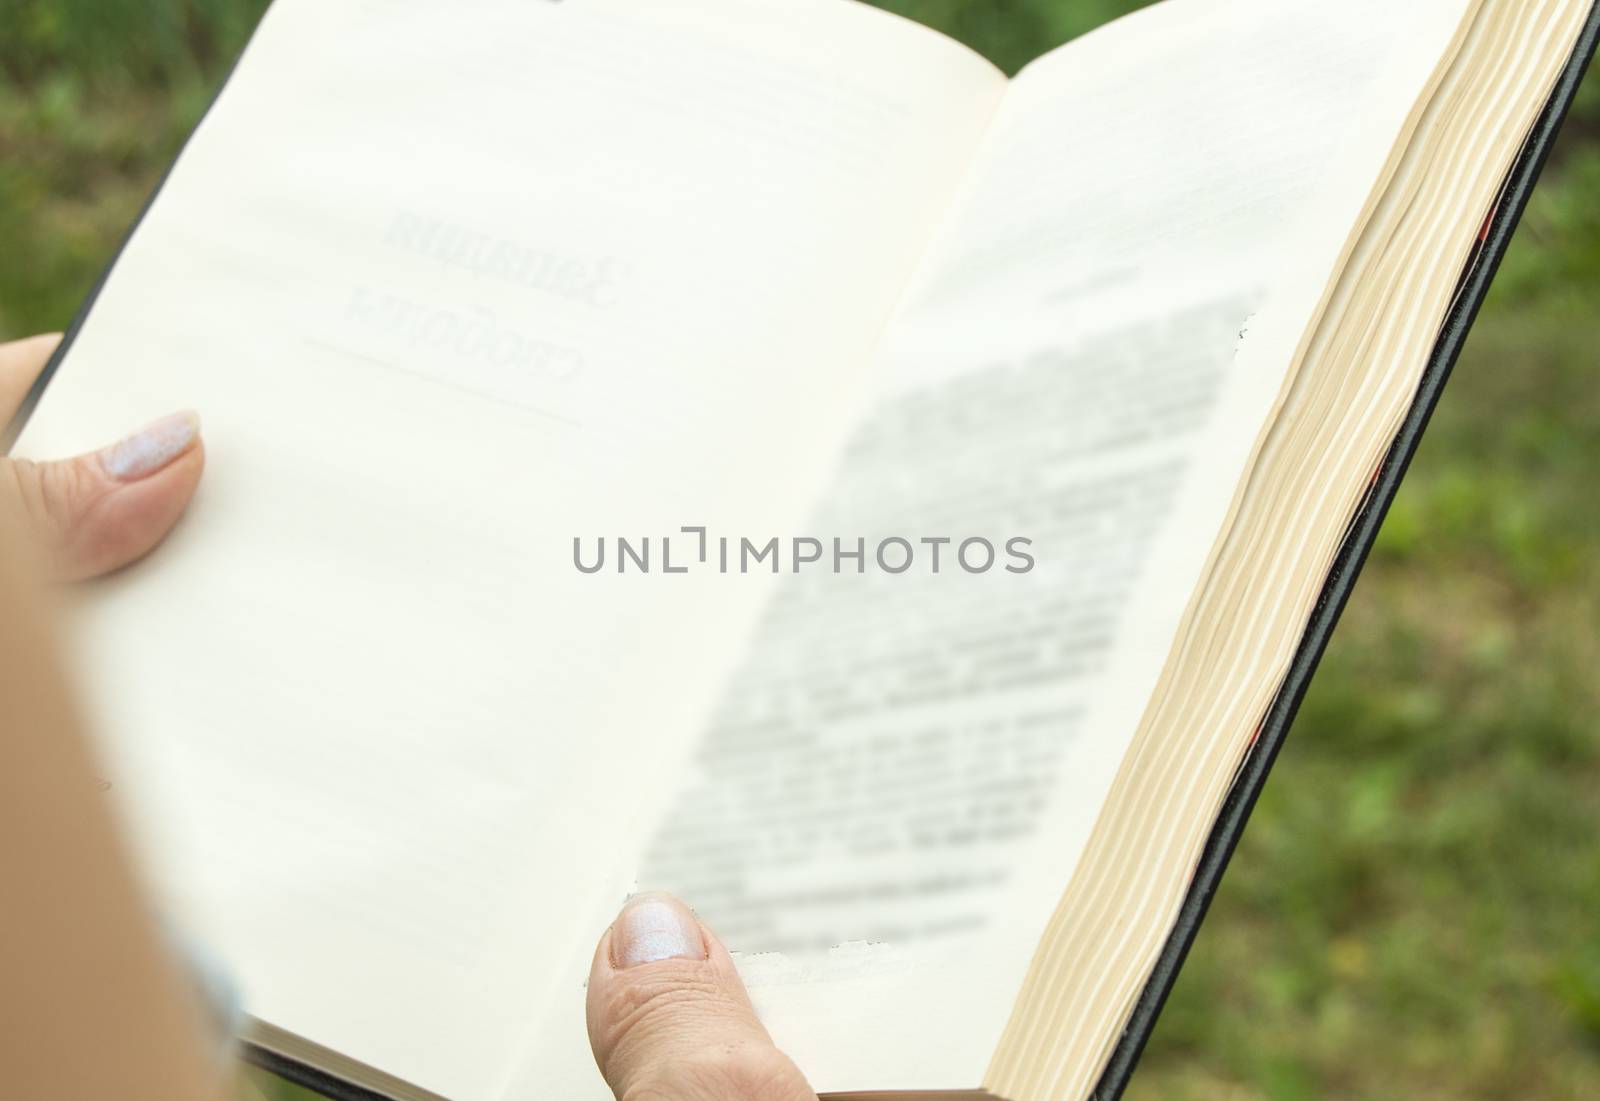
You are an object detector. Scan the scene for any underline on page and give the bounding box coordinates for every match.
[302,337,583,429]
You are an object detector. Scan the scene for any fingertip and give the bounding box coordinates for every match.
[1,331,63,358]
[610,892,709,969]
[585,891,754,1013]
[586,894,812,1101]
[58,441,206,581]
[0,334,68,418]
[98,410,202,484]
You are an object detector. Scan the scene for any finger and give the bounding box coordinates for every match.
[587,892,815,1101]
[2,411,205,581]
[0,333,64,424]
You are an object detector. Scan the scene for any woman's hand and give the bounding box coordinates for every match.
[587,892,816,1100]
[0,333,204,580]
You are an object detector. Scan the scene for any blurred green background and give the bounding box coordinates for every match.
[3,1,1597,1098]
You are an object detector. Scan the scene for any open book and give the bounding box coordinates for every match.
[9,0,1597,1098]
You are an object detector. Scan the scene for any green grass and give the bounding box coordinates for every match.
[3,3,1597,1099]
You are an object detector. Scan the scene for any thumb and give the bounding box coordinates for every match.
[587,892,814,1101]
[2,412,205,581]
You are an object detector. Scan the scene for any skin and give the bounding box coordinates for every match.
[0,336,221,1100]
[588,893,818,1100]
[0,333,813,1100]
[0,333,206,581]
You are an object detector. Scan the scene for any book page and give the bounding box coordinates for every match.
[500,0,1478,1095]
[12,2,1004,1098]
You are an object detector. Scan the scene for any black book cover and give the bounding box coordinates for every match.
[5,5,1597,1099]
